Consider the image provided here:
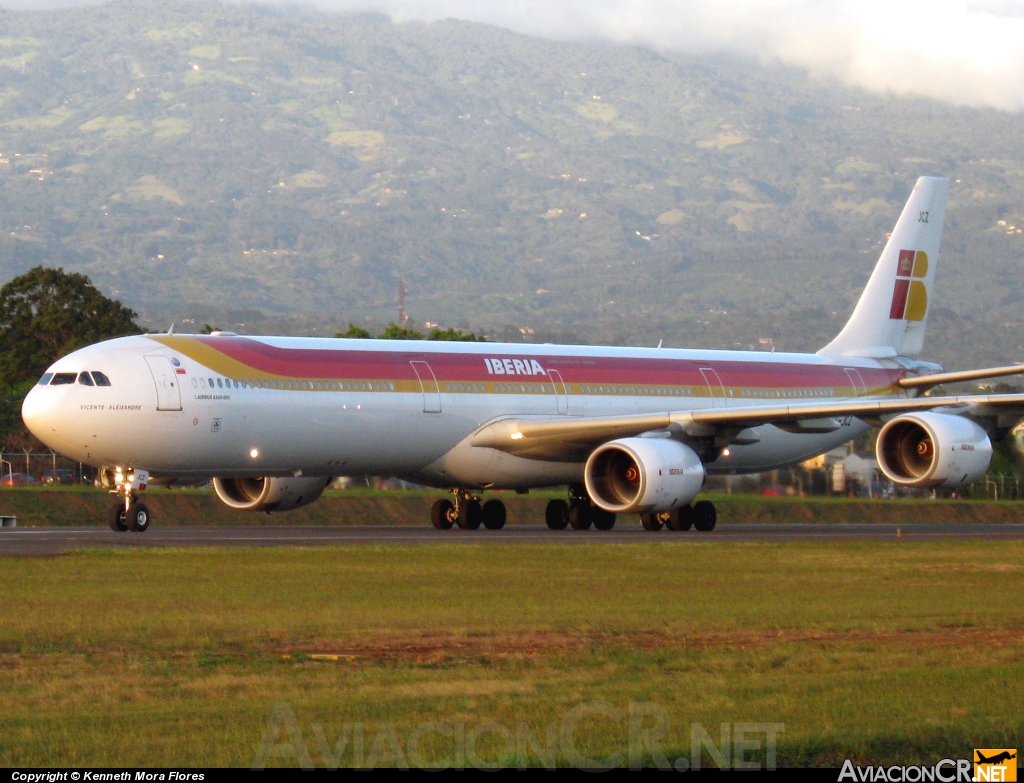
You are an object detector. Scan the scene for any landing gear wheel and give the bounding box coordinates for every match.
[592,508,616,530]
[693,500,717,532]
[482,499,507,530]
[108,503,128,532]
[568,500,592,530]
[457,499,482,530]
[128,502,150,533]
[545,499,568,530]
[666,505,694,532]
[640,513,663,531]
[431,498,455,530]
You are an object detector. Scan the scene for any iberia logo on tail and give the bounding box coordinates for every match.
[889,249,929,321]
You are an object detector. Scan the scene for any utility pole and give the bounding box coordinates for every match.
[398,279,408,328]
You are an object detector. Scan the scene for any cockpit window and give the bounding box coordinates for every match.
[38,373,53,386]
[91,372,111,387]
[78,372,94,386]
[50,373,77,385]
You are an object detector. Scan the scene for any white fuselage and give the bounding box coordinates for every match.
[22,334,905,489]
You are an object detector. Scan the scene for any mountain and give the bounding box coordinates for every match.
[1,0,1023,369]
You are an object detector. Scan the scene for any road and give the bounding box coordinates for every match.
[2,523,1024,554]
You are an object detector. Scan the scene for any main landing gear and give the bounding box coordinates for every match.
[428,486,715,533]
[431,490,507,531]
[639,500,717,533]
[106,468,151,533]
[545,485,616,531]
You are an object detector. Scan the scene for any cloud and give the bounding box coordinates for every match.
[291,0,1024,112]
[5,0,1024,111]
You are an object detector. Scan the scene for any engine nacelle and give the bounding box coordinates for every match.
[876,412,992,488]
[213,476,330,512]
[585,438,705,514]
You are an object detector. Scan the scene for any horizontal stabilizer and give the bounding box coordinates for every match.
[900,364,1024,390]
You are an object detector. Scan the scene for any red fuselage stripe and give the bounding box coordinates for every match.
[191,336,901,390]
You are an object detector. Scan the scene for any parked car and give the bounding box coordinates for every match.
[0,472,38,486]
[41,468,80,485]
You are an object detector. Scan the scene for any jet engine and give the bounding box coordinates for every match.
[875,412,992,488]
[213,476,331,512]
[584,438,705,514]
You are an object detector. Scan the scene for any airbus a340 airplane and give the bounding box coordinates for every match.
[20,177,1024,533]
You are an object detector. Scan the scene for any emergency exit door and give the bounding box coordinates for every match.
[144,355,182,411]
[410,360,442,413]
[700,367,726,408]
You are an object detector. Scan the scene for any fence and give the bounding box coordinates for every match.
[964,474,1022,501]
[0,452,97,485]
[0,451,1021,500]
[707,468,1024,500]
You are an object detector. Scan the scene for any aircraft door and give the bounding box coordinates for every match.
[699,367,726,408]
[144,355,182,411]
[547,369,569,414]
[844,368,867,397]
[410,360,442,413]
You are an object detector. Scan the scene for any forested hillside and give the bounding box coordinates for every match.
[1,0,1023,368]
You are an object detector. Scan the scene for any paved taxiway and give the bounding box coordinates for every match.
[2,523,1024,554]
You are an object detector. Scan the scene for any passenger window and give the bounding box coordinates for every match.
[78,372,94,386]
[217,379,223,388]
[39,373,53,386]
[208,378,214,387]
[51,373,77,385]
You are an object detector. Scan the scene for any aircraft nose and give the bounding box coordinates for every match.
[21,384,61,440]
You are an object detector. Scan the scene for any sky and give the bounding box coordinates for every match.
[4,0,1024,113]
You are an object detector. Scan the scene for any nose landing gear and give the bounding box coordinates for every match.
[106,468,151,533]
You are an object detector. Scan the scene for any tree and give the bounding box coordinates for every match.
[0,266,139,385]
[200,323,221,334]
[0,266,139,448]
[336,323,372,338]
[427,327,487,342]
[378,323,424,340]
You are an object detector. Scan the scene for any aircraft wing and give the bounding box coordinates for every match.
[471,393,1024,461]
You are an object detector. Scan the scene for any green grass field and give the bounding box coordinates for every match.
[1,541,1022,768]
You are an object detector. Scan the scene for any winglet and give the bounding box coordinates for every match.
[819,177,950,359]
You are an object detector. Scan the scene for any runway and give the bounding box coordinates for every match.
[3,523,1024,554]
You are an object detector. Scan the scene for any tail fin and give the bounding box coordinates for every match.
[819,176,950,359]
